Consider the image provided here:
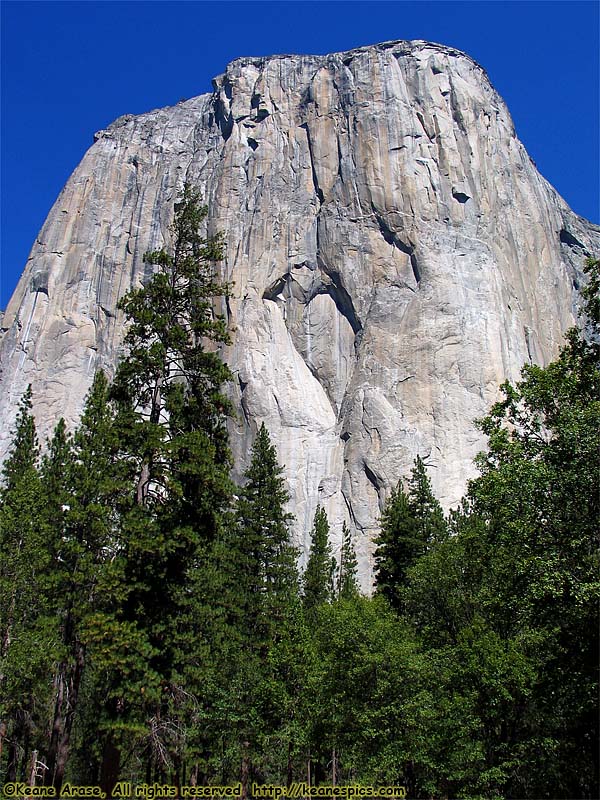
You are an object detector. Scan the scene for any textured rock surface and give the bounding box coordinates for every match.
[1,40,598,588]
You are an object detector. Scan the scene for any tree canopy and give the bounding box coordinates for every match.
[1,203,597,799]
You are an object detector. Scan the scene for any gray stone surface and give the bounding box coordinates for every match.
[1,40,598,589]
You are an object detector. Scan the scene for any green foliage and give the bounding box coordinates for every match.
[111,182,232,510]
[406,455,447,546]
[374,483,415,611]
[1,386,39,491]
[303,595,485,792]
[374,457,446,612]
[216,423,304,780]
[0,389,56,783]
[95,185,235,786]
[303,505,335,611]
[233,423,298,629]
[337,521,359,599]
[40,372,126,790]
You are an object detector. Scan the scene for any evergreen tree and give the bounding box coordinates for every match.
[374,458,446,612]
[224,423,301,785]
[303,505,335,612]
[93,185,234,789]
[0,387,40,666]
[233,423,297,633]
[0,388,52,784]
[42,372,123,792]
[406,455,447,546]
[373,484,416,612]
[401,258,600,798]
[336,521,359,599]
[110,181,232,509]
[461,257,600,798]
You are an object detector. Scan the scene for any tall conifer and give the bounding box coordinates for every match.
[406,456,447,546]
[303,506,335,612]
[0,388,49,783]
[226,423,301,785]
[97,185,234,789]
[42,372,121,792]
[374,457,445,612]
[337,521,359,599]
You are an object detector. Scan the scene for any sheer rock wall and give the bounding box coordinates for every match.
[1,40,598,587]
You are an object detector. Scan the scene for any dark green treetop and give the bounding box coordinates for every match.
[373,484,415,612]
[406,455,447,546]
[1,386,39,491]
[233,422,298,629]
[110,182,233,510]
[374,457,446,612]
[337,521,359,599]
[303,505,336,612]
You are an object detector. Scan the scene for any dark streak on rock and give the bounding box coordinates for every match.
[559,228,585,251]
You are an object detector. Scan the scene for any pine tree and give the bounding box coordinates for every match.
[42,372,123,792]
[0,388,51,784]
[406,456,447,546]
[373,484,416,612]
[303,505,335,612]
[94,185,235,789]
[0,387,40,667]
[110,181,232,510]
[374,458,446,613]
[224,423,301,786]
[233,422,298,646]
[337,521,359,599]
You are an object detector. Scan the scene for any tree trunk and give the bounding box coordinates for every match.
[21,704,31,782]
[45,639,86,793]
[331,748,337,787]
[5,710,24,783]
[28,750,38,787]
[44,666,66,785]
[0,590,16,666]
[0,721,6,764]
[287,740,293,788]
[136,374,163,505]
[100,735,121,797]
[136,461,150,505]
[241,741,250,800]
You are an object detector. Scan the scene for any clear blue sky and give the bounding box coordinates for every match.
[1,0,598,309]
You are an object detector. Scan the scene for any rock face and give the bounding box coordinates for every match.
[1,40,598,588]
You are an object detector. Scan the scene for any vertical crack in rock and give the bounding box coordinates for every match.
[238,374,252,426]
[363,461,384,511]
[300,122,325,205]
[416,111,435,141]
[523,325,534,364]
[449,82,468,136]
[213,81,234,142]
[341,484,363,534]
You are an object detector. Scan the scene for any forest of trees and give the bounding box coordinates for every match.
[0,187,597,799]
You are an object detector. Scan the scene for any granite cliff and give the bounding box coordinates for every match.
[1,40,598,587]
